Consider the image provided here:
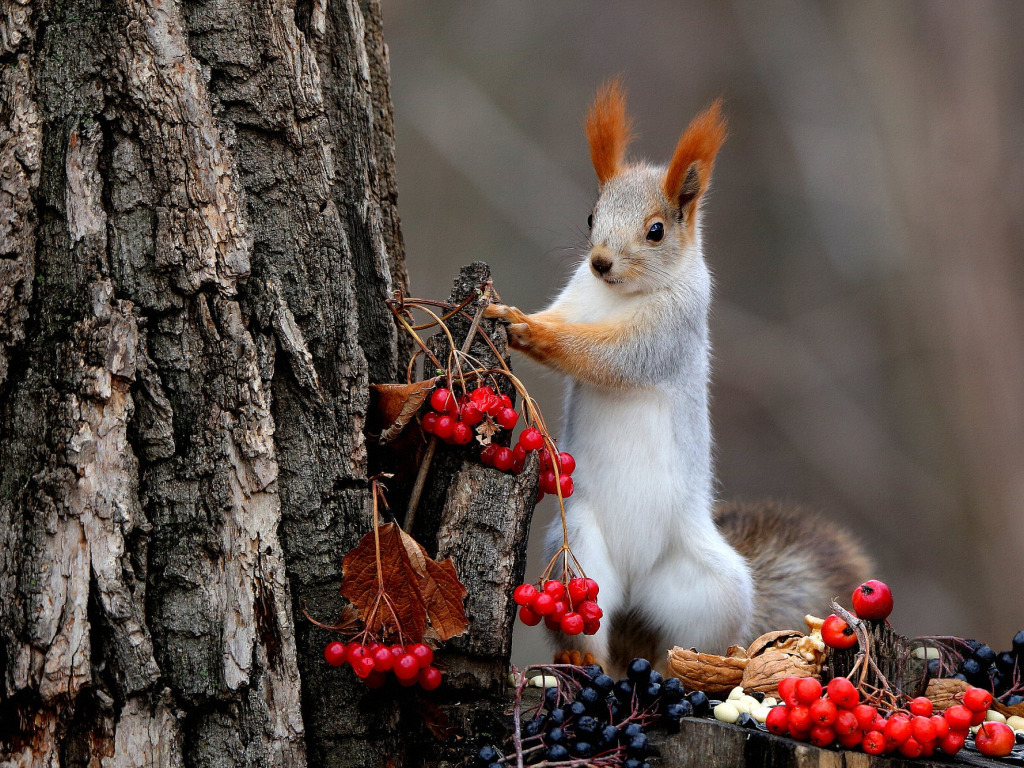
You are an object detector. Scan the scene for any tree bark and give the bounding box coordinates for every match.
[0,0,511,766]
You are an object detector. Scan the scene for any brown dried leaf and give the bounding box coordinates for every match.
[475,417,499,445]
[396,526,469,641]
[370,379,438,444]
[340,523,468,643]
[341,524,427,640]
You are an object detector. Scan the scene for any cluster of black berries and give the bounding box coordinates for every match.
[475,658,711,766]
[937,631,1024,705]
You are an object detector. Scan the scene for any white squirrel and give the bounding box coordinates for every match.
[487,81,869,674]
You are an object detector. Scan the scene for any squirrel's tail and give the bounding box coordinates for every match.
[715,500,873,642]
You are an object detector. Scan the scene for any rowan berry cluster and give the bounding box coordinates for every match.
[765,676,1008,757]
[513,578,602,636]
[323,639,443,691]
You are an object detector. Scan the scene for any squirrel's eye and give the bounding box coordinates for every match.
[646,222,664,243]
[587,214,593,229]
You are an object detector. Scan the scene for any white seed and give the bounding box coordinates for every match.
[732,698,750,714]
[714,701,741,724]
[728,686,744,701]
[762,697,778,707]
[1006,715,1024,731]
[741,695,760,709]
[911,645,941,660]
[751,705,771,723]
[985,709,1007,723]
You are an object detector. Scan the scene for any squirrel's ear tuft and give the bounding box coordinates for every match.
[662,99,728,219]
[586,78,634,187]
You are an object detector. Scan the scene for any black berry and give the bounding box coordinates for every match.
[627,658,653,684]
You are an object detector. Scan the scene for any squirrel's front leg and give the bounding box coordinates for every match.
[486,303,632,388]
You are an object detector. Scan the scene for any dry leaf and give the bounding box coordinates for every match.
[370,379,438,444]
[340,523,469,643]
[475,417,499,445]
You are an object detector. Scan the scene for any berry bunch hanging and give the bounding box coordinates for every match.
[323,639,443,690]
[380,282,598,641]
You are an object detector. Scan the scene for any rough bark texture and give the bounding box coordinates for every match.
[0,0,461,765]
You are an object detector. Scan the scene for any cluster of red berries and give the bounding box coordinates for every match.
[766,676,1009,757]
[535,444,576,500]
[513,578,602,635]
[422,385,513,446]
[821,579,895,650]
[323,639,443,691]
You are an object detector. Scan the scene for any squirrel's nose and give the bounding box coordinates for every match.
[591,254,613,275]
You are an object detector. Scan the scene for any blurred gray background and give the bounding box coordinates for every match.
[380,1,1024,666]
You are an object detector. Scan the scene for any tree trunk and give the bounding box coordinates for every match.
[0,1,532,766]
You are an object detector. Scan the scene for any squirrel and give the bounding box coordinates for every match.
[486,81,871,675]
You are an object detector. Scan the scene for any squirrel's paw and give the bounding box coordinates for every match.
[484,303,527,324]
[505,322,531,349]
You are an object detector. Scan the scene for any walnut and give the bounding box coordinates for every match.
[666,647,749,694]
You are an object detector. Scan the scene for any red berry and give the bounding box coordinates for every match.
[557,452,576,475]
[821,614,858,650]
[371,646,395,672]
[861,730,886,755]
[496,408,518,430]
[583,578,599,600]
[908,696,933,717]
[518,605,541,626]
[408,643,434,668]
[430,388,457,414]
[870,714,888,733]
[837,728,864,749]
[324,641,346,667]
[479,444,500,466]
[492,447,514,472]
[884,715,911,746]
[962,685,993,712]
[544,614,561,632]
[470,385,493,405]
[851,579,893,621]
[765,706,789,736]
[421,412,439,434]
[930,714,949,739]
[943,704,972,731]
[364,670,387,688]
[499,394,512,409]
[460,402,484,426]
[511,443,527,473]
[853,704,878,730]
[418,666,443,691]
[794,677,822,705]
[434,415,455,440]
[577,600,603,621]
[976,721,1015,757]
[809,724,835,747]
[788,705,811,734]
[549,600,568,622]
[809,698,838,726]
[560,612,583,635]
[557,474,574,498]
[539,470,557,495]
[543,580,566,600]
[567,578,588,603]
[938,730,966,755]
[484,395,503,418]
[347,643,368,666]
[911,715,936,744]
[393,654,420,681]
[451,421,473,445]
[389,644,405,658]
[897,737,923,758]
[582,619,600,635]
[513,583,538,606]
[519,428,544,452]
[353,654,376,678]
[825,676,859,709]
[777,677,800,707]
[539,448,554,472]
[531,593,555,616]
[833,709,859,736]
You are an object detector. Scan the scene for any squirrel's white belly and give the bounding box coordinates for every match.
[561,382,713,570]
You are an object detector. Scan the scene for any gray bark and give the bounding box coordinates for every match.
[0,0,516,766]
